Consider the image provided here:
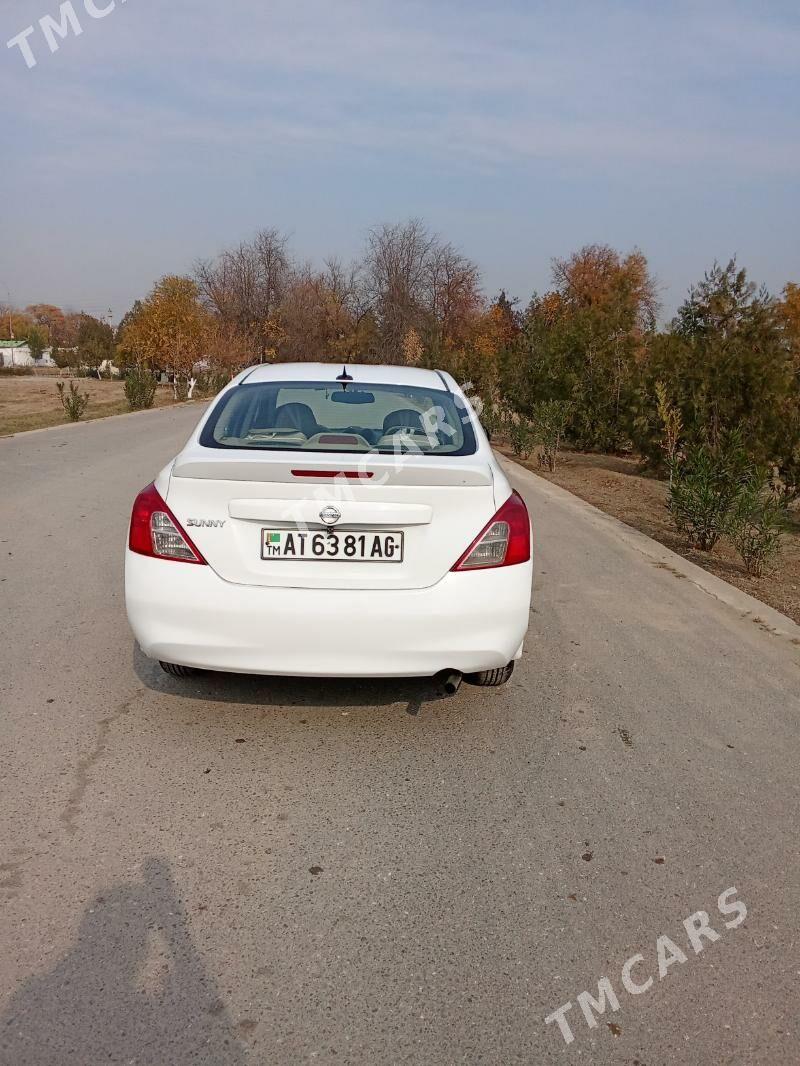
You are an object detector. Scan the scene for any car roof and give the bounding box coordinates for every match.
[240,362,451,390]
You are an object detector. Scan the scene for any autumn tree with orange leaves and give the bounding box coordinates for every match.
[778,283,800,369]
[120,276,211,399]
[500,244,660,450]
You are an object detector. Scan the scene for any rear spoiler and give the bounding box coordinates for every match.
[173,453,493,488]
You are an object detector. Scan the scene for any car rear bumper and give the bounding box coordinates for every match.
[125,552,533,677]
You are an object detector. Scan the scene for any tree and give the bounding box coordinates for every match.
[401,327,424,366]
[362,219,484,363]
[115,300,144,372]
[51,343,74,370]
[120,276,211,399]
[500,245,659,451]
[278,259,373,361]
[0,305,34,341]
[279,267,334,360]
[499,292,576,415]
[424,241,483,355]
[203,318,253,376]
[319,257,375,359]
[192,220,482,364]
[363,219,436,362]
[631,261,799,496]
[77,315,114,375]
[777,282,800,370]
[26,303,66,345]
[473,291,521,358]
[195,228,291,362]
[674,261,790,450]
[551,245,658,449]
[60,311,82,348]
[25,325,47,362]
[551,244,658,331]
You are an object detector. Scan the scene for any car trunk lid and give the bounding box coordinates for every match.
[167,451,496,590]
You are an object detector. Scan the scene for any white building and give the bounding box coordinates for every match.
[0,340,33,366]
[0,341,57,368]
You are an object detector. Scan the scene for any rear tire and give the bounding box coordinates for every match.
[465,662,515,687]
[159,661,197,679]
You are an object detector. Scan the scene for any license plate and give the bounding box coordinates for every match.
[261,529,404,563]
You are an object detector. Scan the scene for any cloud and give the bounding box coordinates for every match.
[2,0,798,177]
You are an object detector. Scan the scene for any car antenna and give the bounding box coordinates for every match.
[335,364,353,391]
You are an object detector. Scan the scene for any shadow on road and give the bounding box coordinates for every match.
[133,643,452,718]
[0,858,247,1066]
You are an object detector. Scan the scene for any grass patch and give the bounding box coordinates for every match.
[0,377,190,436]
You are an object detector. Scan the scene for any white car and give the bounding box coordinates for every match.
[125,363,533,690]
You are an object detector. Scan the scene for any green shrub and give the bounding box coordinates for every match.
[509,417,535,460]
[728,469,789,577]
[56,380,89,422]
[124,367,157,410]
[475,399,505,441]
[668,433,748,551]
[531,399,571,472]
[654,381,683,479]
[194,371,230,399]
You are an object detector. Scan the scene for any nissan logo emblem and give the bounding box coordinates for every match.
[319,505,341,526]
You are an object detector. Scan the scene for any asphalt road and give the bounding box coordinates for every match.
[1,405,798,1066]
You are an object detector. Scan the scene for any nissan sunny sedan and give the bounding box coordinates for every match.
[125,363,533,689]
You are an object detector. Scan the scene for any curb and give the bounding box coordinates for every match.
[499,454,800,648]
[0,399,208,440]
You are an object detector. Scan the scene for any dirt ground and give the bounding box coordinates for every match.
[498,443,800,626]
[0,376,184,436]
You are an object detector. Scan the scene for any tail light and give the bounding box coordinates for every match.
[128,483,207,564]
[451,490,530,571]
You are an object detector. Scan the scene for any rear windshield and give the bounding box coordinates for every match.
[199,380,478,456]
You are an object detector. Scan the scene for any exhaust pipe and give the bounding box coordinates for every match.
[436,669,463,695]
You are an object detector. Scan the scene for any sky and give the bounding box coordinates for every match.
[1,0,798,323]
